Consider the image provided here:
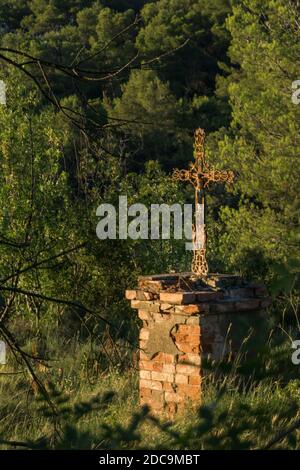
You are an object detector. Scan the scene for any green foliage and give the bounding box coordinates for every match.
[211,0,300,280]
[0,332,299,450]
[0,0,300,451]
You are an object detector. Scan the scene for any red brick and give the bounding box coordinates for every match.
[175,342,200,354]
[139,351,149,361]
[160,303,174,312]
[152,362,164,372]
[176,364,200,375]
[151,390,164,400]
[165,392,184,403]
[159,292,196,305]
[140,387,152,398]
[186,316,201,325]
[166,403,177,415]
[179,353,201,365]
[136,291,155,301]
[177,325,201,335]
[152,352,175,364]
[175,304,209,314]
[177,384,200,399]
[175,374,188,384]
[140,370,151,380]
[188,375,201,385]
[131,300,160,311]
[146,399,164,410]
[151,371,173,383]
[138,280,164,291]
[153,312,171,322]
[140,360,153,371]
[138,310,150,321]
[125,290,137,300]
[163,382,174,392]
[162,363,176,374]
[139,328,149,341]
[140,379,162,391]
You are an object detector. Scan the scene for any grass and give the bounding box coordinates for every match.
[0,325,300,450]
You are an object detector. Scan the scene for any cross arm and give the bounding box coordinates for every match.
[202,168,234,188]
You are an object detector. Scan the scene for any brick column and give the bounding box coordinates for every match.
[126,274,271,415]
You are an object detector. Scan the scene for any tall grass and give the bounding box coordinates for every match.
[0,321,299,450]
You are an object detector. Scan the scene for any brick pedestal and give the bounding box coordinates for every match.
[126,273,271,415]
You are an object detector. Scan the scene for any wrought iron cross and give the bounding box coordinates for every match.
[173,128,234,277]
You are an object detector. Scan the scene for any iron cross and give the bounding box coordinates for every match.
[172,128,234,277]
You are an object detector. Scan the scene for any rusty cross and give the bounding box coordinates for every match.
[172,128,234,277]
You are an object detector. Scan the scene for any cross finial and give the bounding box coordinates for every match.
[173,128,234,277]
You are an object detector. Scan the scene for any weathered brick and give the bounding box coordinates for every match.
[139,350,149,361]
[151,390,164,400]
[174,333,200,345]
[152,362,164,372]
[175,342,200,354]
[153,312,171,322]
[176,363,200,375]
[140,370,151,380]
[138,309,150,321]
[186,315,201,325]
[165,391,184,403]
[139,328,149,341]
[140,387,152,398]
[174,304,209,314]
[151,371,174,383]
[146,398,164,410]
[140,360,153,371]
[188,375,201,385]
[131,300,160,312]
[152,352,175,364]
[159,292,196,305]
[177,325,201,335]
[138,280,164,292]
[176,384,200,399]
[136,291,156,301]
[162,363,176,374]
[175,374,188,384]
[166,403,177,415]
[179,353,201,366]
[128,276,270,416]
[125,290,137,300]
[163,382,174,392]
[160,303,175,312]
[140,379,162,391]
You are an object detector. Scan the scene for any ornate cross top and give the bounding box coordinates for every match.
[173,128,234,277]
